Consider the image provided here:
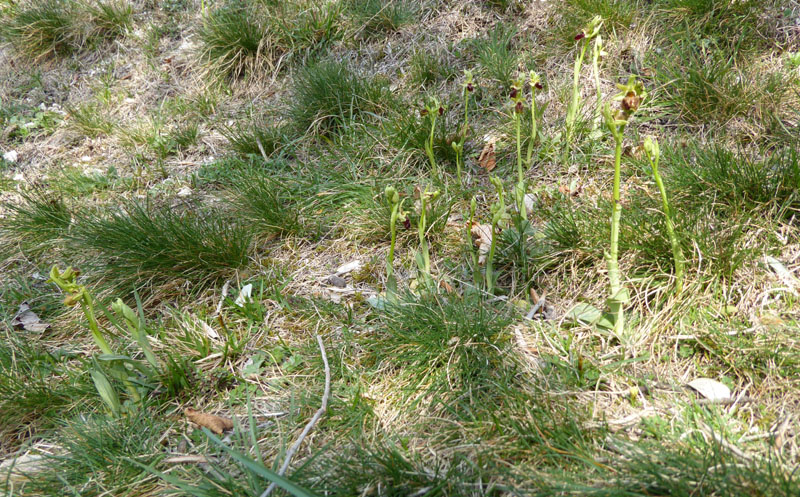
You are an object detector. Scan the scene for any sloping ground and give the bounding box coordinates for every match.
[1,1,800,495]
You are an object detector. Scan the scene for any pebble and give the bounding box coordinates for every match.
[3,150,18,163]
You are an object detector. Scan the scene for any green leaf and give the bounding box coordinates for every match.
[566,303,615,330]
[242,353,265,376]
[606,287,630,305]
[203,428,321,497]
[133,460,216,497]
[90,368,121,417]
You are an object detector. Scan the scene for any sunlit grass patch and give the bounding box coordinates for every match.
[0,331,94,455]
[0,0,132,60]
[0,190,71,257]
[654,45,795,126]
[289,59,391,135]
[69,200,252,292]
[344,0,417,39]
[19,411,168,496]
[196,1,269,78]
[370,292,513,404]
[665,143,800,215]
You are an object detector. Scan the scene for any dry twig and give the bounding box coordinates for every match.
[259,332,330,497]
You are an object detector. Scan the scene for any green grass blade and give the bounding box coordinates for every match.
[203,428,320,497]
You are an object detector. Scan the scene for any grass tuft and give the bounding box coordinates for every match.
[222,115,291,158]
[0,0,79,59]
[69,200,252,292]
[196,1,268,78]
[373,292,513,403]
[0,0,131,60]
[344,0,417,39]
[21,412,168,496]
[472,23,518,88]
[289,59,390,134]
[1,190,71,257]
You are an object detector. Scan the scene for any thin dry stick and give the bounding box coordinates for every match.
[259,333,330,497]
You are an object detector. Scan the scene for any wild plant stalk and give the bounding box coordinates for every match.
[526,71,542,167]
[510,77,527,221]
[113,297,159,371]
[564,16,603,166]
[467,197,481,288]
[48,266,142,407]
[452,70,474,186]
[602,76,646,339]
[423,98,443,182]
[416,188,439,290]
[486,177,508,295]
[385,186,406,299]
[49,266,112,355]
[643,137,684,293]
[591,36,605,130]
[602,105,628,338]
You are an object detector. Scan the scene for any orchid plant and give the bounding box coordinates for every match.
[385,186,407,300]
[48,266,161,415]
[422,98,444,182]
[602,76,646,339]
[643,137,684,293]
[564,15,603,165]
[486,177,510,295]
[451,70,475,186]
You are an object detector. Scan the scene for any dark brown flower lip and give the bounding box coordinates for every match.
[534,82,543,90]
[466,83,474,92]
[509,87,518,99]
[575,32,586,41]
[403,218,411,229]
[515,101,524,113]
[438,106,444,115]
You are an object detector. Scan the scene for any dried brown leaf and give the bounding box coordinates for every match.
[478,141,496,172]
[184,408,234,435]
[11,302,50,333]
[471,223,493,265]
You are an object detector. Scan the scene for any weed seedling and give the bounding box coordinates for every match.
[643,137,684,293]
[564,16,603,166]
[602,76,646,340]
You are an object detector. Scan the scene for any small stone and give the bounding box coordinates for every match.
[177,186,192,197]
[328,275,347,288]
[3,150,18,163]
[335,260,361,275]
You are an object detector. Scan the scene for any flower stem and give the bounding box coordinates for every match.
[607,132,625,337]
